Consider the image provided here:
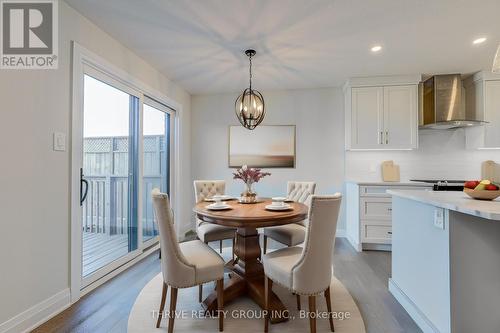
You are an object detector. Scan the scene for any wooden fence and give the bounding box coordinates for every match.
[82,135,166,238]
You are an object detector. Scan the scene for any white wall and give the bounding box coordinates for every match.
[191,88,346,230]
[192,86,499,236]
[0,2,191,328]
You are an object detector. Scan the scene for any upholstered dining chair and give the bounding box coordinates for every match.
[263,194,342,333]
[152,189,225,333]
[263,181,316,254]
[194,180,236,254]
[194,180,237,303]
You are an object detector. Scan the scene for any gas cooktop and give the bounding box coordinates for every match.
[410,179,465,191]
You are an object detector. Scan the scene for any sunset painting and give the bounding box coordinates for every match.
[229,125,296,168]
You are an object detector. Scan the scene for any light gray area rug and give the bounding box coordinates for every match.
[128,248,366,332]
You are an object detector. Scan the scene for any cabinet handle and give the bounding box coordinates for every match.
[385,131,389,144]
[387,231,392,235]
[388,208,392,211]
[380,131,383,144]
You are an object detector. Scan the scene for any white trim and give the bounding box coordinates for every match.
[388,278,441,333]
[335,228,346,238]
[345,74,422,88]
[0,244,159,333]
[468,70,500,83]
[346,234,362,252]
[0,289,70,333]
[70,41,183,303]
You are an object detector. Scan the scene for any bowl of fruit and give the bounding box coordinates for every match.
[463,180,500,200]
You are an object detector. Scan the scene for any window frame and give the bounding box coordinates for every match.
[71,41,182,303]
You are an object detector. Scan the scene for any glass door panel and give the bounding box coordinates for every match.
[142,102,170,242]
[81,74,138,278]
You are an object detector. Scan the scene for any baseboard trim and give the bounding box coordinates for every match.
[0,244,161,333]
[346,234,362,252]
[388,278,441,333]
[335,228,346,238]
[0,288,70,333]
[362,243,392,252]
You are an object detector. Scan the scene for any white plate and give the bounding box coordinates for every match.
[204,195,233,202]
[207,203,232,210]
[265,204,292,211]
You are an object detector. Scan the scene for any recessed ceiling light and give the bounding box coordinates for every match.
[473,37,487,45]
[371,45,382,52]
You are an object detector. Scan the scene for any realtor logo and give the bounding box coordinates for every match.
[1,0,58,69]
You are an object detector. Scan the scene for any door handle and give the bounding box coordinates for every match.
[80,168,89,206]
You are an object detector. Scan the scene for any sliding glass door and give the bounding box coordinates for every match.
[142,98,172,243]
[80,71,140,285]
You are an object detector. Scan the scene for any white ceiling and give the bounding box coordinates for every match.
[65,0,500,95]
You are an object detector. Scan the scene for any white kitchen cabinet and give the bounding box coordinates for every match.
[345,75,420,150]
[345,181,432,251]
[350,87,384,149]
[383,85,418,149]
[465,71,500,149]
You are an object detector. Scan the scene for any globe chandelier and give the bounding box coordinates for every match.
[235,49,265,130]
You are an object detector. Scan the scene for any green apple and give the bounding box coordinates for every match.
[475,183,486,190]
[480,180,491,185]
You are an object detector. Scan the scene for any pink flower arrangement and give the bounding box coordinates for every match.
[233,165,271,185]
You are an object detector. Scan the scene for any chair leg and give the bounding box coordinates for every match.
[156,283,168,328]
[199,284,203,303]
[296,294,301,311]
[324,287,335,332]
[168,287,178,333]
[308,295,316,333]
[232,237,235,261]
[264,277,273,333]
[219,239,223,253]
[217,279,224,331]
[263,235,268,254]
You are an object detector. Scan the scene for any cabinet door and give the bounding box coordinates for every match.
[383,85,418,149]
[484,80,500,148]
[351,87,384,149]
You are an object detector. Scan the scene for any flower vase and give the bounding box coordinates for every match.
[241,182,257,203]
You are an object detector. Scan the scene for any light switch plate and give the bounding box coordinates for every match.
[434,208,445,229]
[53,132,66,151]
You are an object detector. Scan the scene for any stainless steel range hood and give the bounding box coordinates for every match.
[419,74,487,129]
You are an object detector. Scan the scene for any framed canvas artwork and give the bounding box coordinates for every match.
[228,125,296,168]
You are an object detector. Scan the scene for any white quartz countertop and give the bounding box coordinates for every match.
[346,180,432,186]
[388,190,500,220]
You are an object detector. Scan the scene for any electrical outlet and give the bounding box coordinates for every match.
[434,208,445,229]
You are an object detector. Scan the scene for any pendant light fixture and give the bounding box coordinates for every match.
[235,49,265,130]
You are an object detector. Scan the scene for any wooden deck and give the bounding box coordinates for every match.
[83,232,129,277]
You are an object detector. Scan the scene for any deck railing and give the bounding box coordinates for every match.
[82,135,165,237]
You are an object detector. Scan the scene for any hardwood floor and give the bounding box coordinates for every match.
[33,238,421,333]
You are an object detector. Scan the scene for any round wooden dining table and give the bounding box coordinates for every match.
[193,198,308,324]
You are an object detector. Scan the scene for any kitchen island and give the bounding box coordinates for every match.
[388,190,500,333]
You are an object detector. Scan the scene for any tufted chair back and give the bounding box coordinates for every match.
[193,180,226,203]
[292,194,342,295]
[287,181,316,226]
[287,181,316,203]
[152,189,196,288]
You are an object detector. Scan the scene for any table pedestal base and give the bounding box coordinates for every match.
[202,228,289,324]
